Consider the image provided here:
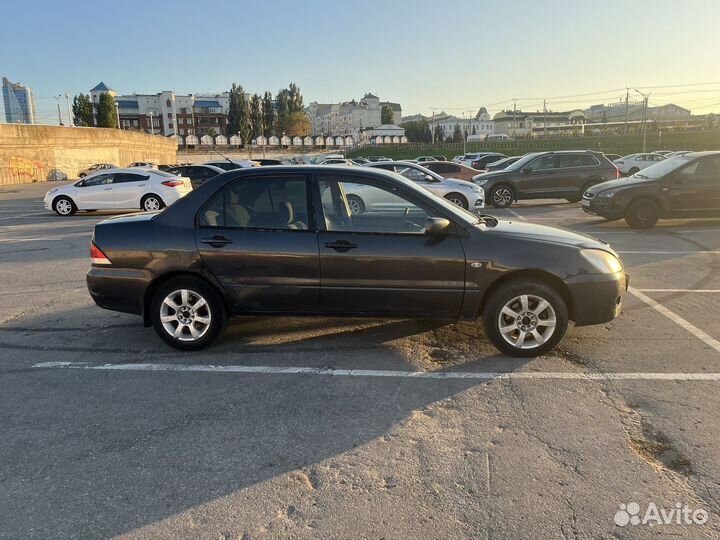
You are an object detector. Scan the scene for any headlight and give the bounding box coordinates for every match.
[580,249,623,273]
[597,190,616,198]
[47,188,58,195]
[475,179,488,186]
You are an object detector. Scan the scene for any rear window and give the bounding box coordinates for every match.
[154,169,183,178]
[556,154,599,168]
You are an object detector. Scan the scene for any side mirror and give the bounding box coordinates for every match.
[423,174,436,182]
[424,217,450,235]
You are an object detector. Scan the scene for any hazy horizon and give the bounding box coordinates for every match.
[3,0,719,125]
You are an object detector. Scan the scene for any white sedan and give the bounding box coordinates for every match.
[613,153,666,176]
[44,168,193,216]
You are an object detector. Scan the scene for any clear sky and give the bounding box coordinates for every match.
[2,0,719,124]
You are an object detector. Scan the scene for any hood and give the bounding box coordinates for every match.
[442,177,476,188]
[587,176,655,193]
[482,219,613,251]
[474,169,513,181]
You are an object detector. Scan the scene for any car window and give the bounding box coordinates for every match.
[556,154,598,168]
[199,176,309,230]
[432,163,459,174]
[680,157,720,180]
[82,174,113,186]
[396,166,431,182]
[114,173,149,183]
[318,175,430,235]
[528,155,556,171]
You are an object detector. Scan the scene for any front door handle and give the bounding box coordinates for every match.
[104,187,112,190]
[325,240,357,252]
[201,235,233,248]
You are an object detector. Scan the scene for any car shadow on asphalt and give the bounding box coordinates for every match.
[0,307,534,539]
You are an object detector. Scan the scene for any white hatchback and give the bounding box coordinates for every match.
[44,168,193,216]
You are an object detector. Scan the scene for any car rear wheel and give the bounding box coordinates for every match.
[489,184,514,208]
[625,199,659,229]
[141,194,165,212]
[346,195,365,215]
[151,277,226,350]
[482,280,568,357]
[53,196,76,216]
[444,192,468,209]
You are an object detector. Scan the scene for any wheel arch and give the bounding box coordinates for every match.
[625,194,667,216]
[142,270,228,327]
[479,269,575,320]
[52,194,77,211]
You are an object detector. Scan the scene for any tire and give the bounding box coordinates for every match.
[482,280,569,358]
[565,196,581,203]
[150,277,226,351]
[444,192,468,209]
[141,194,165,212]
[53,196,76,216]
[346,194,365,215]
[489,184,514,208]
[78,173,86,178]
[628,167,639,175]
[625,198,659,229]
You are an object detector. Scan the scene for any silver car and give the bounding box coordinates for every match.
[78,163,117,178]
[362,161,484,212]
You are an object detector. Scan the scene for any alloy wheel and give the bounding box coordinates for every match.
[144,197,161,211]
[497,294,557,350]
[160,289,212,342]
[448,197,464,207]
[348,198,362,215]
[493,188,512,206]
[56,199,73,215]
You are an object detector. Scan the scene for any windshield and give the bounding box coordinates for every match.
[503,152,542,171]
[631,155,694,179]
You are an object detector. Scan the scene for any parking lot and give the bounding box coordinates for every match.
[2,182,720,539]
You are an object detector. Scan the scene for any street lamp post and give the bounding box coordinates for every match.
[115,102,121,129]
[147,111,155,135]
[633,89,650,153]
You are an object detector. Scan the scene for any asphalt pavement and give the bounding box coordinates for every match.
[1,182,720,539]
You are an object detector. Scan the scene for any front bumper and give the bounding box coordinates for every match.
[87,266,152,316]
[581,197,625,219]
[566,271,628,326]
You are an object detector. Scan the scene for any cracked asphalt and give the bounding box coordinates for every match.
[2,183,720,539]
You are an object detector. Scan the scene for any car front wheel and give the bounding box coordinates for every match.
[482,280,568,357]
[444,192,468,209]
[625,199,659,229]
[489,184,514,208]
[346,195,365,215]
[150,277,226,350]
[53,196,76,216]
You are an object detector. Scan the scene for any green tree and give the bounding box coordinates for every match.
[262,91,275,137]
[278,111,311,137]
[435,125,444,143]
[249,94,263,138]
[400,119,432,143]
[452,124,463,143]
[275,88,290,127]
[381,104,394,124]
[227,83,251,143]
[72,93,94,126]
[96,93,117,128]
[287,82,304,113]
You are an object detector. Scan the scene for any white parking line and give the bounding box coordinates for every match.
[0,212,49,221]
[32,361,720,380]
[636,289,720,293]
[618,250,720,255]
[629,288,720,354]
[505,208,527,221]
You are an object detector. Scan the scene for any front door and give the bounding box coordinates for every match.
[516,154,561,197]
[667,155,720,215]
[195,174,320,313]
[73,173,116,209]
[111,172,150,209]
[315,173,467,316]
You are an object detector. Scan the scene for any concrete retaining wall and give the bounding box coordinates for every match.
[0,124,177,184]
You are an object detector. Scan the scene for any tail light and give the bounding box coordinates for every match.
[161,180,184,187]
[90,242,111,265]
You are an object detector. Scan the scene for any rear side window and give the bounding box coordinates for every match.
[556,154,599,168]
[114,173,149,183]
[430,163,459,174]
[199,177,309,230]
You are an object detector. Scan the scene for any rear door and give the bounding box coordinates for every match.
[195,174,320,313]
[553,154,601,197]
[111,172,150,208]
[73,173,115,209]
[315,172,466,316]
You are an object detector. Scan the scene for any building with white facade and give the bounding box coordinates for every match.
[305,93,404,138]
[3,77,36,124]
[493,109,586,137]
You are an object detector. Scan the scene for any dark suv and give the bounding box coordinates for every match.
[583,151,720,228]
[474,151,619,208]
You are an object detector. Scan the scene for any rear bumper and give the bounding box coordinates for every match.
[86,266,152,316]
[566,271,628,326]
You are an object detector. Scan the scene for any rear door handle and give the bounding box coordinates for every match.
[325,240,357,252]
[201,235,233,247]
[104,187,112,190]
